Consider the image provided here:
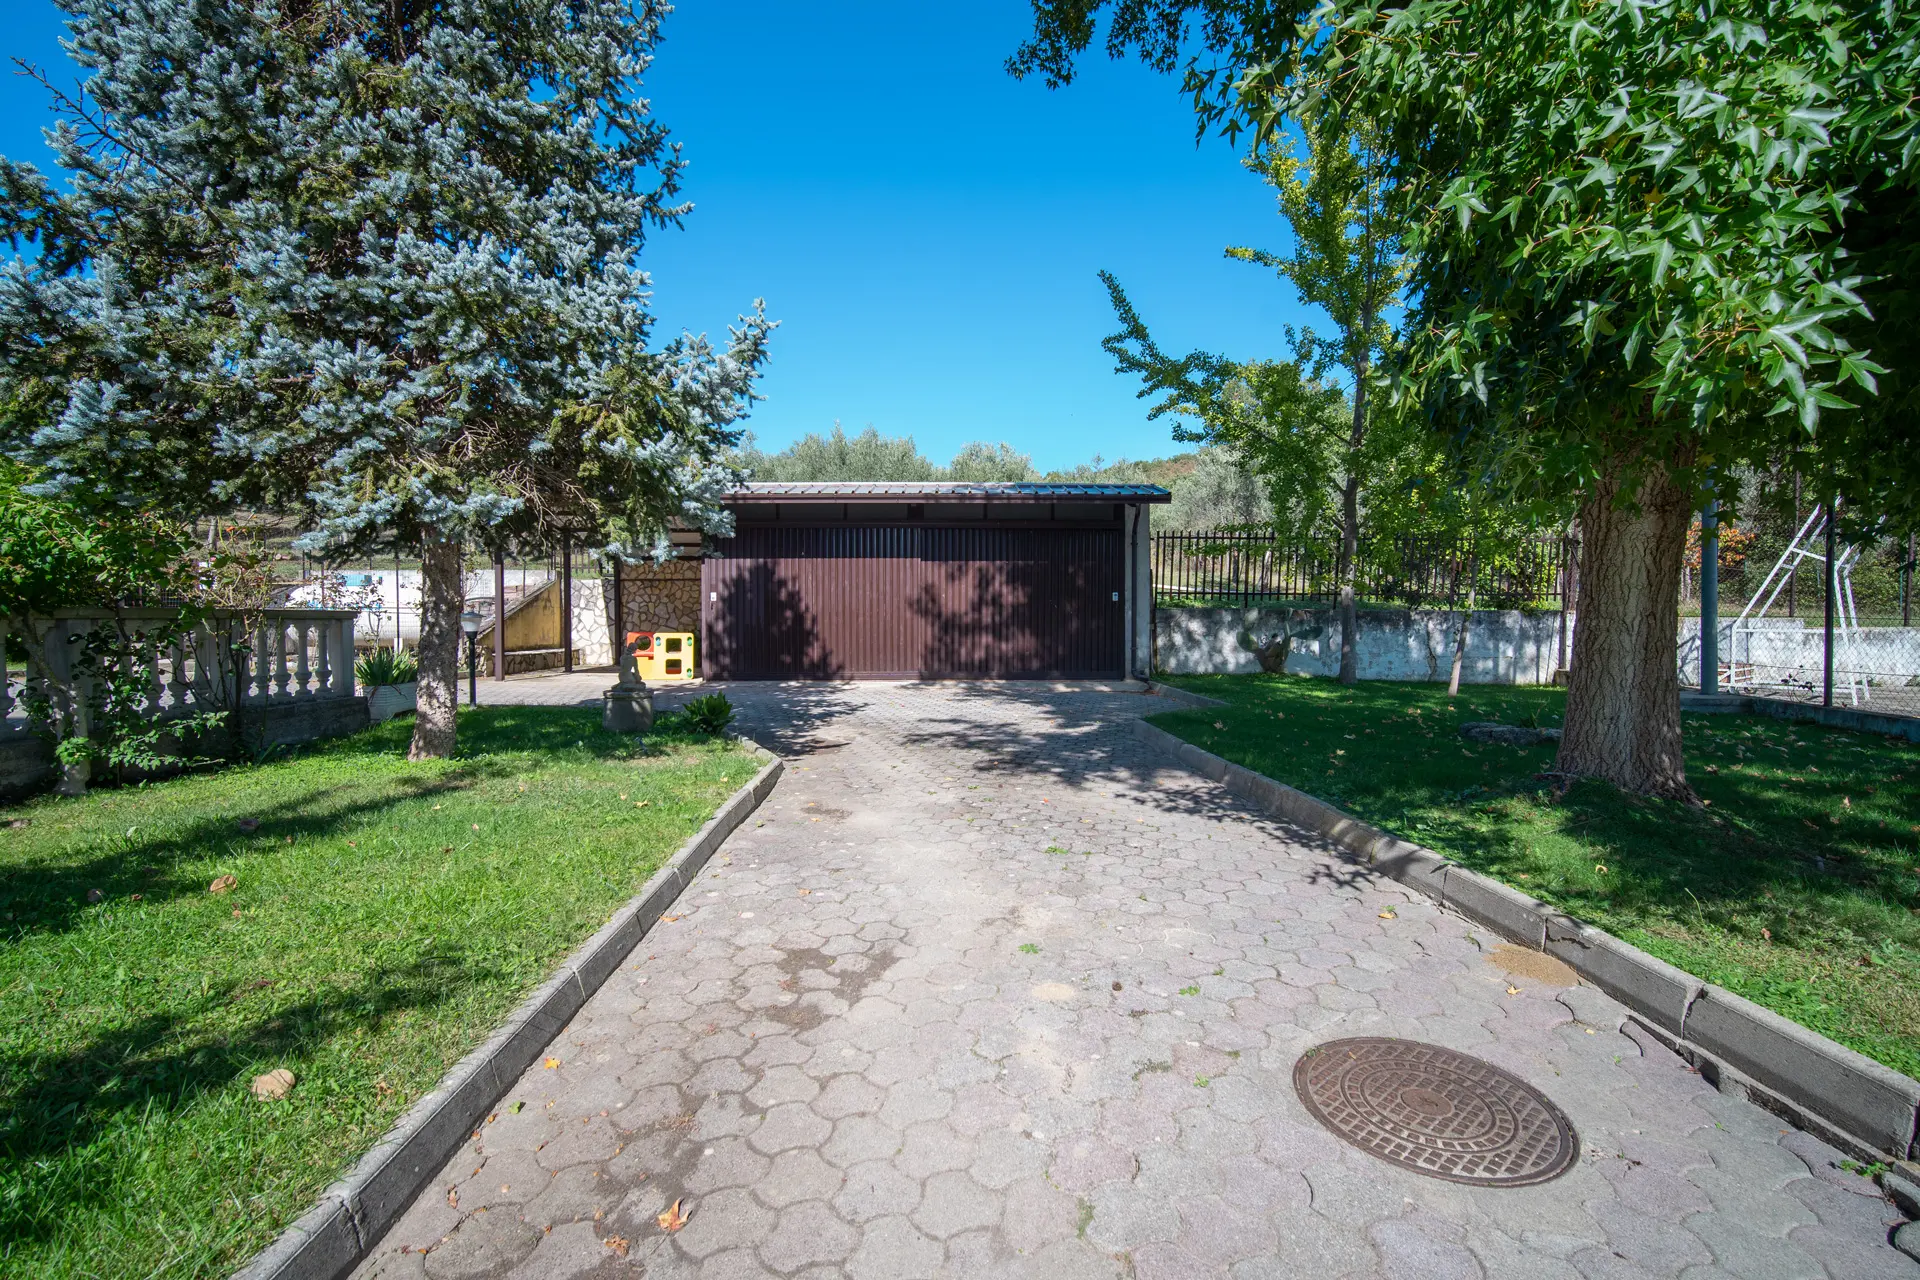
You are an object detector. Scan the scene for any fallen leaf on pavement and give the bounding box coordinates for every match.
[509,1100,524,1114]
[543,1057,561,1069]
[209,875,237,894]
[605,1235,630,1257]
[1378,909,1396,919]
[447,1187,458,1208]
[657,1199,689,1232]
[251,1068,296,1100]
[1506,985,1522,996]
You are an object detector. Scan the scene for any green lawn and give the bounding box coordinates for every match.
[1151,676,1920,1079]
[0,706,746,1279]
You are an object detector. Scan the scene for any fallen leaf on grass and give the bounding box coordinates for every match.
[657,1199,689,1232]
[236,818,260,832]
[605,1235,630,1257]
[7,818,29,829]
[209,874,238,894]
[251,1068,296,1100]
[635,801,650,808]
[232,909,243,918]
[86,888,103,903]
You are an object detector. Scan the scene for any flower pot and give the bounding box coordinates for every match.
[366,681,418,723]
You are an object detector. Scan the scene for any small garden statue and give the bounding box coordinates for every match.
[603,639,654,733]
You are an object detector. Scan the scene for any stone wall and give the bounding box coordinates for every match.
[618,559,701,639]
[0,695,369,802]
[1155,604,1571,685]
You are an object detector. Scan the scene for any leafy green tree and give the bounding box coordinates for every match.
[739,425,940,482]
[738,425,1039,483]
[946,441,1039,483]
[1158,447,1272,531]
[0,0,770,761]
[0,462,188,615]
[1100,111,1415,682]
[1015,0,1920,799]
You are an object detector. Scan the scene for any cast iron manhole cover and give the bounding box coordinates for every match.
[1294,1037,1578,1186]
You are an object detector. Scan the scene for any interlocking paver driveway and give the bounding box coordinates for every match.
[355,682,1917,1279]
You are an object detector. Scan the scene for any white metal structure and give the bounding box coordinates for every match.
[1726,506,1868,705]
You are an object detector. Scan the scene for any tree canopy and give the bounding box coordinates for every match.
[1016,0,1920,531]
[0,0,769,564]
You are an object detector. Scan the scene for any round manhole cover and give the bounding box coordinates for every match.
[1294,1037,1578,1186]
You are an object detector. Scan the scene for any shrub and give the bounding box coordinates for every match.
[355,648,419,689]
[680,693,735,735]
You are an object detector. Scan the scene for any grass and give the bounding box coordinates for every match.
[0,706,747,1279]
[1150,675,1920,1079]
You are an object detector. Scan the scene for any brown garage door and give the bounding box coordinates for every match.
[701,524,1125,679]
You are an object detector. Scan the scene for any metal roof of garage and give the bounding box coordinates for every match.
[728,482,1171,502]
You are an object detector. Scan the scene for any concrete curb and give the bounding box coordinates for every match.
[1142,680,1230,711]
[1682,691,1920,744]
[233,738,785,1280]
[1129,717,1920,1162]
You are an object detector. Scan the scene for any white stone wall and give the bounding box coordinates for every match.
[1156,605,1572,685]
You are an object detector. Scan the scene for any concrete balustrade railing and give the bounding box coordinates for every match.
[1,609,365,796]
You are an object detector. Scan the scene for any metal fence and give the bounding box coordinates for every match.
[1681,517,1920,721]
[1152,528,1578,612]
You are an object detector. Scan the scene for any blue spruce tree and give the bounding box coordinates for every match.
[0,0,771,757]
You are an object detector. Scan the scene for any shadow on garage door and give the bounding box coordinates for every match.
[701,525,1126,679]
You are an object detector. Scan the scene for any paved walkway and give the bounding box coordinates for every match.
[357,680,1916,1279]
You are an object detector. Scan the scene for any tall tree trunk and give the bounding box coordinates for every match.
[1338,304,1372,687]
[1556,454,1695,802]
[1337,475,1361,684]
[1448,550,1477,696]
[409,534,464,761]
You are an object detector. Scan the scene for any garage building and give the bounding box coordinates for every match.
[696,482,1168,681]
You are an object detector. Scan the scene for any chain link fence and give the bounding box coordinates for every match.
[1682,517,1919,720]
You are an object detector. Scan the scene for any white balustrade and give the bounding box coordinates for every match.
[0,608,360,735]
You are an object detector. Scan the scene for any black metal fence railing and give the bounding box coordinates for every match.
[1152,529,1578,613]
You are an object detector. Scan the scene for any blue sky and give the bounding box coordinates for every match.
[1,1,1313,472]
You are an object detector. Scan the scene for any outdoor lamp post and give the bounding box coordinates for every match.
[459,609,483,707]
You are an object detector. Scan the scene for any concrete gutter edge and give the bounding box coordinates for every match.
[1129,717,1920,1163]
[233,737,785,1280]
